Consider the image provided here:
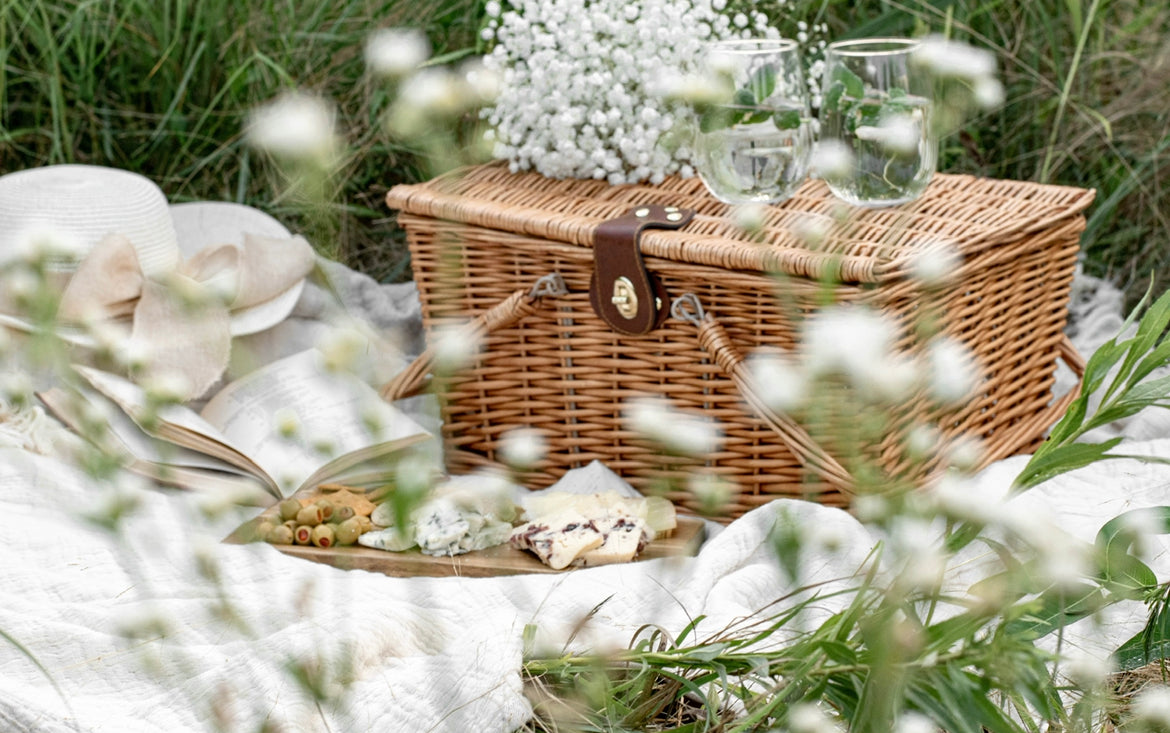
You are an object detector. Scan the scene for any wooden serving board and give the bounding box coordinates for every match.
[224,489,707,578]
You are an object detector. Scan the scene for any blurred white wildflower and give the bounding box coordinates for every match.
[788,702,843,733]
[247,92,340,166]
[912,35,1002,110]
[649,71,731,107]
[803,305,916,400]
[731,203,768,234]
[809,139,854,179]
[927,337,980,404]
[481,0,826,183]
[855,113,921,155]
[1009,515,1092,592]
[627,396,720,455]
[946,435,984,472]
[5,268,39,303]
[433,324,482,373]
[1060,647,1114,690]
[890,516,948,591]
[113,335,152,373]
[116,604,174,640]
[910,239,962,287]
[318,326,369,374]
[905,424,940,461]
[461,57,503,105]
[0,371,32,407]
[140,370,192,406]
[852,493,889,523]
[746,351,806,412]
[804,306,894,379]
[387,67,482,138]
[1132,685,1170,731]
[973,75,1006,109]
[365,27,431,78]
[687,473,736,516]
[791,213,833,247]
[893,712,937,733]
[499,427,547,470]
[273,407,300,439]
[928,472,1000,524]
[14,223,84,267]
[1116,507,1165,562]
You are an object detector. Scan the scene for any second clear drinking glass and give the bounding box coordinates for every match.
[818,37,937,207]
[692,38,812,205]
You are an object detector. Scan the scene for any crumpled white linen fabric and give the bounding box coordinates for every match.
[1,266,1169,732]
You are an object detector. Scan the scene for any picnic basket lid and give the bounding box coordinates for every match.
[385,161,1096,285]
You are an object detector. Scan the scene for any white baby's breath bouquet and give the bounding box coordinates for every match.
[480,0,826,185]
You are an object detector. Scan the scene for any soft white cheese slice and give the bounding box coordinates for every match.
[574,515,651,567]
[510,511,605,570]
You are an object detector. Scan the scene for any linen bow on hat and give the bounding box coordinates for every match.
[55,230,317,400]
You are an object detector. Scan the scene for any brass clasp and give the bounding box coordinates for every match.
[611,277,638,319]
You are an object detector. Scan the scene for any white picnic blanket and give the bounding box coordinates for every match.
[1,263,1169,732]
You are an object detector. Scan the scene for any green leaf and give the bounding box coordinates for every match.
[1095,507,1169,596]
[687,642,731,662]
[773,108,802,130]
[1002,582,1105,639]
[699,105,738,133]
[835,65,864,101]
[1012,437,1124,490]
[1112,286,1170,396]
[746,63,776,102]
[733,87,756,107]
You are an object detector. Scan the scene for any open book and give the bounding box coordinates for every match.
[39,348,434,504]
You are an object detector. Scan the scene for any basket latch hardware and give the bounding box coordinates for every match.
[590,204,694,335]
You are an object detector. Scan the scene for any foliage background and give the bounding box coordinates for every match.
[1,0,1166,295]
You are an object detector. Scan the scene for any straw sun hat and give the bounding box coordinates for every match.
[0,164,310,336]
[0,164,317,398]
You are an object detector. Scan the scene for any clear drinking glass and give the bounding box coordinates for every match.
[818,38,937,207]
[692,38,812,205]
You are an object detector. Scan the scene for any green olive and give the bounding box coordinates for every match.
[314,499,335,522]
[277,498,302,522]
[334,517,363,545]
[293,524,313,545]
[266,524,294,545]
[295,505,323,526]
[311,524,336,548]
[254,520,275,542]
[329,505,356,523]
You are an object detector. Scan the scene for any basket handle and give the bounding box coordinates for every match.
[380,273,569,402]
[962,333,1085,471]
[670,293,1089,490]
[671,294,857,491]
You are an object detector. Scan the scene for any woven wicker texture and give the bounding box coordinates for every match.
[385,162,1094,520]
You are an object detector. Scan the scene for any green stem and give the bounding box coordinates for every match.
[1038,0,1102,183]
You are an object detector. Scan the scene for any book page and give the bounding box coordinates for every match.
[198,349,432,496]
[39,386,248,475]
[73,365,274,492]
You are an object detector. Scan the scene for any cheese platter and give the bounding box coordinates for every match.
[224,474,708,578]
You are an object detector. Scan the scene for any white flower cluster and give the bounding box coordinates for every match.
[481,0,791,184]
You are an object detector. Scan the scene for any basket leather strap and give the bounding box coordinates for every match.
[590,205,694,335]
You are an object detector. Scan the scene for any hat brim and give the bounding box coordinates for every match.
[168,201,308,336]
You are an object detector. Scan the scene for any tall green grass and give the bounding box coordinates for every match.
[1,0,1167,301]
[0,0,485,281]
[819,0,1170,306]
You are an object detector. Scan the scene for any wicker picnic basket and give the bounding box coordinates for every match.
[382,162,1094,520]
